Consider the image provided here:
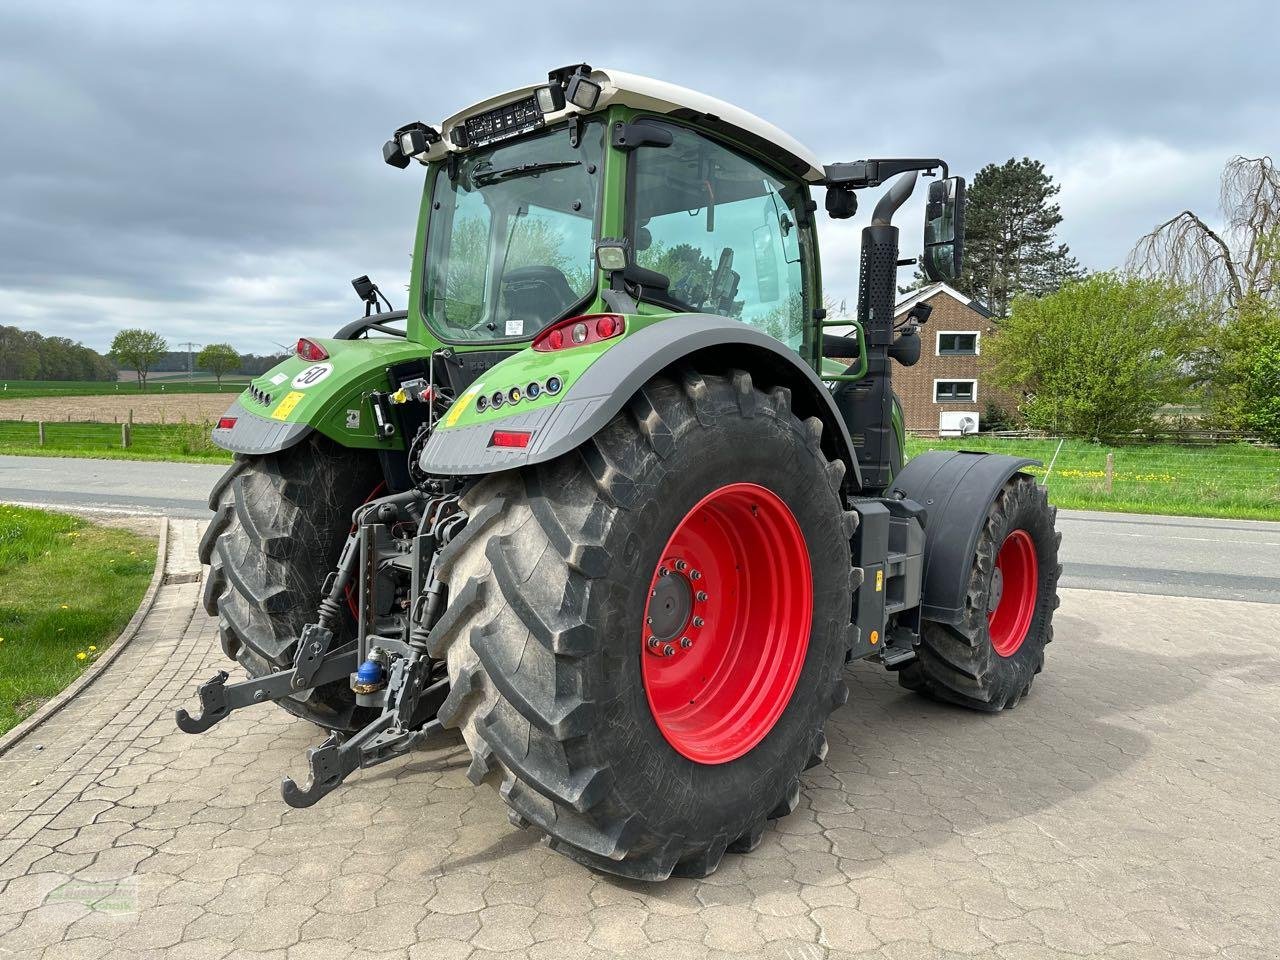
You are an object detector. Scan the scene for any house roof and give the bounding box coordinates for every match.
[895,282,994,319]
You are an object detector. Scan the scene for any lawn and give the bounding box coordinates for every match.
[907,436,1280,521]
[0,379,249,399]
[0,506,157,735]
[0,420,231,464]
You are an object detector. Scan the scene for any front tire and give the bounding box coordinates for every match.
[428,369,858,879]
[898,474,1061,710]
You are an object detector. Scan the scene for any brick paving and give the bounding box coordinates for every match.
[1,519,1278,959]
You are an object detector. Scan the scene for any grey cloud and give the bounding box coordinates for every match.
[1,0,1275,352]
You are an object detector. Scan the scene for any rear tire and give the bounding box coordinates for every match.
[898,474,1061,711]
[199,435,381,731]
[427,369,858,880]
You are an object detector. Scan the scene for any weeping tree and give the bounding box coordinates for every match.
[1129,156,1280,437]
[1129,155,1279,315]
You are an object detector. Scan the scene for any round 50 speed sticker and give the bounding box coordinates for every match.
[292,363,334,389]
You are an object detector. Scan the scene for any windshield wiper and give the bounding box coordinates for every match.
[472,160,580,186]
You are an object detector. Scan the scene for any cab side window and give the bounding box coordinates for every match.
[628,122,807,349]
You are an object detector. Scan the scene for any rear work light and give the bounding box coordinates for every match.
[296,338,329,362]
[216,417,237,430]
[532,314,625,352]
[490,430,533,449]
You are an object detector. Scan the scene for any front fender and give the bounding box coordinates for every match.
[418,314,862,487]
[211,338,435,455]
[888,450,1040,625]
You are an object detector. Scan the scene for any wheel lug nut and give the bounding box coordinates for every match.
[645,615,653,625]
[690,570,702,580]
[659,566,669,577]
[679,637,692,649]
[692,617,704,628]
[662,644,675,656]
[696,591,708,602]
[647,636,659,648]
[675,559,687,571]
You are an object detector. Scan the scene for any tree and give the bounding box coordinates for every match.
[985,273,1202,439]
[1129,156,1278,316]
[1203,297,1280,438]
[953,158,1084,317]
[196,343,241,387]
[110,329,168,391]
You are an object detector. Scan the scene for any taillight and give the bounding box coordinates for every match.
[296,338,329,361]
[217,417,237,430]
[490,430,532,448]
[532,314,625,352]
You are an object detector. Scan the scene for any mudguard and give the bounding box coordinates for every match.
[888,450,1039,625]
[211,337,435,456]
[418,313,863,488]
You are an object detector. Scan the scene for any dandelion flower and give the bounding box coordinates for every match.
[88,645,97,652]
[76,652,87,661]
[60,604,69,609]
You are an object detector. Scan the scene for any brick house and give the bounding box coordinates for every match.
[891,282,1006,433]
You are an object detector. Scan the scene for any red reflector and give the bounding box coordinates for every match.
[217,417,237,430]
[296,337,329,361]
[490,430,532,449]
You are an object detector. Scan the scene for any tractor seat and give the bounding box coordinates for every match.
[501,266,577,325]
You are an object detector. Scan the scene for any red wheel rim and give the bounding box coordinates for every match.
[640,482,812,765]
[987,529,1038,657]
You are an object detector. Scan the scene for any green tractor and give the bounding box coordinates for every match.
[179,65,1061,880]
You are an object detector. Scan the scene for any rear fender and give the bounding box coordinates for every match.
[212,338,436,456]
[418,313,862,488]
[888,450,1039,625]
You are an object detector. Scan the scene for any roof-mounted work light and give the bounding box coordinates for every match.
[565,73,601,111]
[383,121,440,168]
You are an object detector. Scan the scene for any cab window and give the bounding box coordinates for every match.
[628,121,808,349]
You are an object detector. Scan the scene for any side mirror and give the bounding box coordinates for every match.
[921,176,965,282]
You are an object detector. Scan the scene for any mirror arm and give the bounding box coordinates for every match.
[822,158,948,189]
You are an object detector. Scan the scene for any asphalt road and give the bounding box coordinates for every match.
[3,454,1278,604]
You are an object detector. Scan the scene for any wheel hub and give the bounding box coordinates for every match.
[646,561,696,645]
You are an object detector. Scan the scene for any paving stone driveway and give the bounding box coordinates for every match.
[1,519,1278,960]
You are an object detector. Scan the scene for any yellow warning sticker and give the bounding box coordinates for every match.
[875,569,884,592]
[443,389,473,428]
[272,391,304,421]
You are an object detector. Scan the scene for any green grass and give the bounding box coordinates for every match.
[0,379,249,399]
[0,506,157,735]
[907,436,1280,521]
[0,420,232,464]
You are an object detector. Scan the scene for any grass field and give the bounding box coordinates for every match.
[0,506,157,735]
[907,436,1280,521]
[0,420,231,463]
[0,379,249,399]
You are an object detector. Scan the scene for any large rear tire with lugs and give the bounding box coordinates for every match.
[898,473,1061,711]
[198,435,381,732]
[427,368,857,880]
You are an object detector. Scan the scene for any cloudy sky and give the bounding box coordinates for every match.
[2,0,1275,353]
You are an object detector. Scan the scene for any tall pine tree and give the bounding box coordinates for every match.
[958,158,1083,317]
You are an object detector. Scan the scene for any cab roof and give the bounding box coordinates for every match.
[436,66,826,183]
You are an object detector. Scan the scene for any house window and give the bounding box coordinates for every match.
[937,331,979,356]
[934,380,977,403]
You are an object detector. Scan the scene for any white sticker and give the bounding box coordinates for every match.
[269,373,287,386]
[291,363,334,389]
[345,408,361,429]
[505,319,524,337]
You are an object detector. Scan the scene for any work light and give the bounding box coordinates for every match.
[595,240,628,272]
[535,84,565,113]
[566,74,601,111]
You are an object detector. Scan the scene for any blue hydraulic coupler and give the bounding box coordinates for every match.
[352,656,386,694]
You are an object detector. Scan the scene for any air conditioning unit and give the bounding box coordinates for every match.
[939,411,980,437]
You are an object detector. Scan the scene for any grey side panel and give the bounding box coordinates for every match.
[419,314,861,484]
[888,450,1039,624]
[212,403,312,455]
